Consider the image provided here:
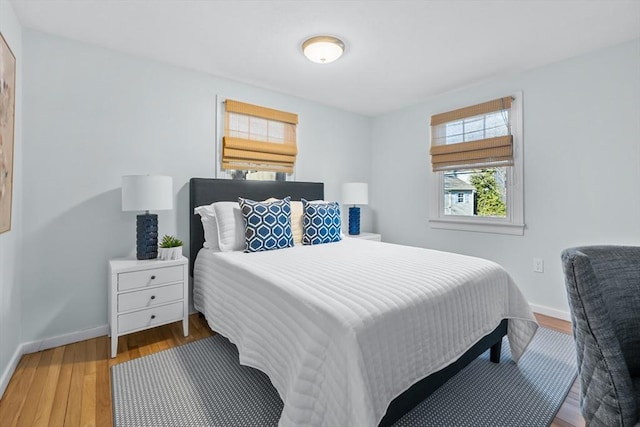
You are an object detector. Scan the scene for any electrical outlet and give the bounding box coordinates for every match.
[533,258,544,273]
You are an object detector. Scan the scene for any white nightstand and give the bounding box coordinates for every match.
[108,256,189,358]
[345,232,382,242]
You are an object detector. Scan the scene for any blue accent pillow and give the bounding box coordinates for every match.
[302,199,342,245]
[238,197,294,253]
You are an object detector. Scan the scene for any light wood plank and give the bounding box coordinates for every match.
[125,330,142,361]
[32,346,65,427]
[80,373,97,427]
[85,338,98,375]
[15,348,54,427]
[147,326,167,354]
[0,352,43,427]
[95,336,113,427]
[64,339,87,426]
[137,326,156,357]
[49,342,77,426]
[158,321,180,351]
[80,339,98,425]
[535,312,572,334]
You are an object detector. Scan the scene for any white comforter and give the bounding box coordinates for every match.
[194,239,538,427]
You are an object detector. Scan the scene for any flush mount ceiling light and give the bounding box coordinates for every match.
[302,36,345,64]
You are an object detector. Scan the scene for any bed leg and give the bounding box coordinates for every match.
[490,339,502,363]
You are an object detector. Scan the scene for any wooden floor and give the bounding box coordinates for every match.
[0,313,584,427]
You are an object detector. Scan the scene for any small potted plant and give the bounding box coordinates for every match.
[158,235,183,260]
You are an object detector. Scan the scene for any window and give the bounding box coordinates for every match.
[429,93,524,235]
[218,99,298,180]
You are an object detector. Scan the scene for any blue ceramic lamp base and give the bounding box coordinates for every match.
[348,206,360,235]
[136,213,158,260]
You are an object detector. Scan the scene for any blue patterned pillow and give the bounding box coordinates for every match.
[302,199,342,245]
[238,197,294,253]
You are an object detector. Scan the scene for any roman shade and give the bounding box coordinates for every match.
[430,96,513,172]
[223,100,298,174]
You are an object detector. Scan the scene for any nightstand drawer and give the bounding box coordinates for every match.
[118,265,183,291]
[117,283,183,312]
[118,301,184,334]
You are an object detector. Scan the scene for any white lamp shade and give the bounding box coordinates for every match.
[122,175,173,212]
[342,182,369,205]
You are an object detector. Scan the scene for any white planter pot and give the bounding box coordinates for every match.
[158,246,182,260]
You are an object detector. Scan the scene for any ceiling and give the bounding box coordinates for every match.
[10,0,640,116]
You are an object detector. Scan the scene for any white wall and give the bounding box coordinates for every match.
[371,39,640,317]
[0,0,22,395]
[21,29,371,342]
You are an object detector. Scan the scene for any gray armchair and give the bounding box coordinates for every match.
[561,246,640,427]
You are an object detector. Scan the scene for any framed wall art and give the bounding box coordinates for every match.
[0,32,15,234]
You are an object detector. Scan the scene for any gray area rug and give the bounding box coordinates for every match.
[111,327,577,427]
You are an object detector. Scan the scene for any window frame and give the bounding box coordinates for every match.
[428,92,524,235]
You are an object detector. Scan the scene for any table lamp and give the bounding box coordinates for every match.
[122,175,173,260]
[342,182,368,235]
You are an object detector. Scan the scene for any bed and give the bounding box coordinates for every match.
[189,178,538,427]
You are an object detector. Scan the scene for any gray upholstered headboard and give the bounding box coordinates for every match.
[189,178,324,275]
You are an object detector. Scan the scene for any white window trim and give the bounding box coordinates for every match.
[428,91,524,236]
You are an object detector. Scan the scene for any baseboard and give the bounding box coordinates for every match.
[21,324,109,355]
[0,343,24,398]
[530,303,571,322]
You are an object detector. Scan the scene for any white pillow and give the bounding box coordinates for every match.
[266,198,303,244]
[194,205,219,250]
[290,201,304,244]
[211,202,245,251]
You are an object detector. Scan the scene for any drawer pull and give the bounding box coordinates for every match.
[150,275,156,280]
[151,315,156,320]
[150,295,156,300]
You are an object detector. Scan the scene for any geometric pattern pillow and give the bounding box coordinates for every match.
[238,196,294,253]
[301,199,342,245]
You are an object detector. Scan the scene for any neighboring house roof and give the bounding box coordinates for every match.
[444,175,475,192]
